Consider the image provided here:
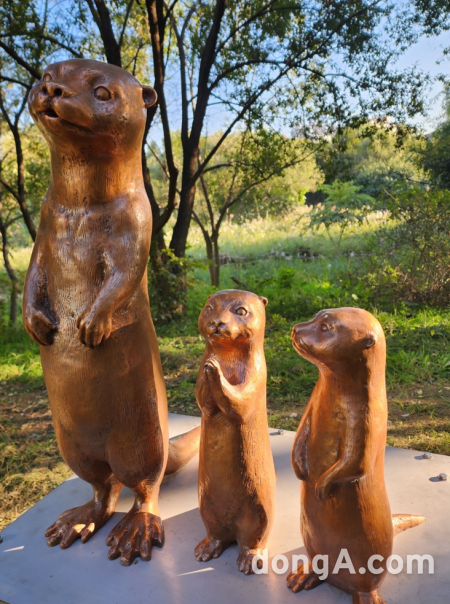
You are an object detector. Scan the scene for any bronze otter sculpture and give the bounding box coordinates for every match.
[24,59,200,565]
[195,290,276,575]
[287,308,425,603]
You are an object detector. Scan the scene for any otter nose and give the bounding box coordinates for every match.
[211,318,224,328]
[41,81,67,98]
[292,324,302,335]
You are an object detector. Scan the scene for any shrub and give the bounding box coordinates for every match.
[308,180,375,249]
[358,186,450,308]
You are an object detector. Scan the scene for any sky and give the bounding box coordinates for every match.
[147,28,450,149]
[396,31,450,131]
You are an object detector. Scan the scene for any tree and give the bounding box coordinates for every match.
[144,0,434,261]
[1,0,439,260]
[315,121,426,199]
[0,63,38,241]
[191,128,319,286]
[0,123,21,324]
[420,84,450,188]
[2,0,450,319]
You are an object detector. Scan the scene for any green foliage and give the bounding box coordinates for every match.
[148,248,206,325]
[308,180,375,249]
[315,123,425,199]
[420,88,450,188]
[358,185,450,308]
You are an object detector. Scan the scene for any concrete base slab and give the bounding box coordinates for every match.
[1,414,449,604]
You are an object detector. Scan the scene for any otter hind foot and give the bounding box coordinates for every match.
[194,536,232,562]
[353,591,386,604]
[237,547,264,575]
[106,510,164,566]
[287,563,322,593]
[45,499,114,549]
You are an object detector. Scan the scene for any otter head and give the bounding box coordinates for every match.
[198,290,268,349]
[28,59,157,156]
[291,307,385,370]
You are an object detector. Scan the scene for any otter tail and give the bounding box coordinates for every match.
[164,426,201,477]
[392,514,426,536]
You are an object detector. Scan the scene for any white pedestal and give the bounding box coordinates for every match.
[1,414,449,604]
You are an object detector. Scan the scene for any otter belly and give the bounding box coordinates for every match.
[301,473,393,593]
[41,309,167,466]
[199,412,275,541]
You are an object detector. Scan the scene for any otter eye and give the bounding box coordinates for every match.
[321,324,329,332]
[43,73,52,82]
[94,86,112,101]
[204,305,213,314]
[236,307,247,316]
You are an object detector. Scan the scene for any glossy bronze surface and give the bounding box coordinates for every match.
[24,59,200,565]
[288,308,425,603]
[195,290,276,574]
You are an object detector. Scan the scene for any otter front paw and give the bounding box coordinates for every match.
[315,475,335,500]
[204,358,223,381]
[76,308,113,348]
[24,307,58,346]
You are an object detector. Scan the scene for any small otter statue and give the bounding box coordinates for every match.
[195,290,276,574]
[24,59,199,565]
[287,308,425,603]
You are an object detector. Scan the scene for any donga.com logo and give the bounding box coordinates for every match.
[252,549,434,579]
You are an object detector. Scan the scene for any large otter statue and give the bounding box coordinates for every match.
[194,290,276,574]
[287,308,425,603]
[24,59,199,566]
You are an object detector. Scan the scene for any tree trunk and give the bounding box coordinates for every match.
[203,232,214,286]
[142,146,165,242]
[170,180,196,258]
[211,233,220,287]
[9,280,18,325]
[0,156,20,325]
[0,217,19,326]
[12,126,36,241]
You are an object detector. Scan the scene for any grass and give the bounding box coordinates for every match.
[1,207,449,530]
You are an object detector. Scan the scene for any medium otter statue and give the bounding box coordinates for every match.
[287,308,425,603]
[194,290,276,574]
[24,59,200,566]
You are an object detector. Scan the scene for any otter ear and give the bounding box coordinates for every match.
[259,296,268,307]
[142,86,157,108]
[365,332,377,348]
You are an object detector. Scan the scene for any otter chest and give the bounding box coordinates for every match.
[309,400,347,477]
[45,203,116,280]
[42,202,121,317]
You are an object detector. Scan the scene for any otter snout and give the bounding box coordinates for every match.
[291,322,307,344]
[41,80,70,99]
[291,323,302,338]
[206,318,230,338]
[29,80,70,117]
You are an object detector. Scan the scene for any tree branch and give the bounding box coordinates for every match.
[118,0,135,49]
[0,177,20,203]
[0,74,31,89]
[0,40,41,79]
[86,0,122,66]
[165,4,189,148]
[146,0,179,233]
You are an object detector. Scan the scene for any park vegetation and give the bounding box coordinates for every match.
[1,0,450,529]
